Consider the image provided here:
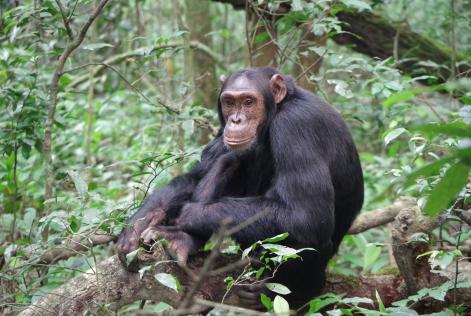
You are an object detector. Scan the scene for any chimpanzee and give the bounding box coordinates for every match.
[117,67,363,308]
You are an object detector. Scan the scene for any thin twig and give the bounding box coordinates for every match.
[295,49,327,82]
[44,0,112,206]
[55,0,74,39]
[416,97,447,123]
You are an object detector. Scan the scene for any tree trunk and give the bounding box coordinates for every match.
[333,11,470,83]
[184,0,217,145]
[214,1,471,84]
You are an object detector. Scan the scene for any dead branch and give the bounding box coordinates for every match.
[391,202,471,312]
[348,196,416,234]
[36,234,117,265]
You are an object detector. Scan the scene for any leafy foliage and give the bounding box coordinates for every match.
[0,0,470,315]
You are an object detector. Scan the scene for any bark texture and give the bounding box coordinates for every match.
[19,249,239,316]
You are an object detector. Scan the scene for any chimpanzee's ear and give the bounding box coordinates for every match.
[219,75,227,85]
[270,74,287,104]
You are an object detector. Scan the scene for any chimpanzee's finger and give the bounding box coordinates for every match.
[237,290,264,310]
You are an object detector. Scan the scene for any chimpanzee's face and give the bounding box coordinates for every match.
[220,76,266,152]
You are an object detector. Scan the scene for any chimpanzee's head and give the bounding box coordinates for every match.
[217,67,289,152]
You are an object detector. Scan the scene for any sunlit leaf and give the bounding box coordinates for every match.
[262,233,289,243]
[266,283,291,295]
[155,273,180,292]
[384,128,407,145]
[126,248,140,267]
[342,297,374,305]
[273,295,290,316]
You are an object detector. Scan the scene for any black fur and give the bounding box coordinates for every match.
[119,67,363,306]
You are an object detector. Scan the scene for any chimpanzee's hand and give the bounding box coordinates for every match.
[117,209,166,271]
[237,280,270,310]
[140,226,202,264]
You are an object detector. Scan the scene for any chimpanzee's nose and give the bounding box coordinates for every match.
[231,116,241,124]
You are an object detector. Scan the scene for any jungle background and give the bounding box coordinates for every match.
[1,0,471,315]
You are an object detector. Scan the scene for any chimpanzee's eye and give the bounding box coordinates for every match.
[244,98,254,106]
[225,100,235,107]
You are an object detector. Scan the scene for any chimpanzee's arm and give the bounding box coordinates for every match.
[177,127,335,249]
[117,137,227,267]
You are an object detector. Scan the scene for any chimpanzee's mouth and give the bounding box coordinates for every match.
[224,136,253,145]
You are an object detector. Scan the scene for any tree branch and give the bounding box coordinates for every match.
[348,196,416,234]
[44,0,112,204]
[54,0,74,40]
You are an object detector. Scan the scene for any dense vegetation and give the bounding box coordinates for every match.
[0,0,470,315]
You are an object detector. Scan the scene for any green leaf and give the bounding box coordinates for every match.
[340,0,372,11]
[273,295,290,316]
[262,233,289,243]
[126,248,140,267]
[375,290,385,312]
[383,90,415,107]
[371,82,384,95]
[403,156,455,188]
[385,81,403,91]
[328,79,353,99]
[260,293,273,311]
[307,294,342,313]
[362,244,381,271]
[423,162,470,216]
[152,302,173,312]
[58,74,73,87]
[261,244,315,256]
[266,283,291,295]
[384,128,407,145]
[67,170,88,200]
[342,297,374,305]
[155,273,180,292]
[138,265,152,280]
[428,282,451,301]
[458,106,471,123]
[242,246,253,258]
[68,215,80,233]
[256,267,265,279]
[412,121,471,139]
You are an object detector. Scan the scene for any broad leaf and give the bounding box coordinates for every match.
[403,156,454,188]
[384,128,407,145]
[266,283,291,295]
[423,162,470,216]
[273,295,290,316]
[262,233,289,243]
[155,273,180,292]
[412,121,471,139]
